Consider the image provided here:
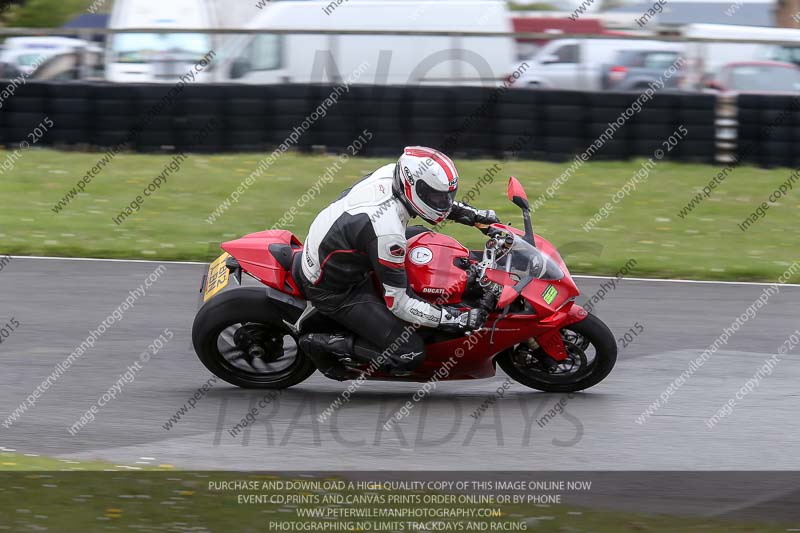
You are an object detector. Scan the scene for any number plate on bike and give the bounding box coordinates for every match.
[204,252,231,302]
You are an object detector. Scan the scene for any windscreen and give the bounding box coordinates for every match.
[506,235,564,281]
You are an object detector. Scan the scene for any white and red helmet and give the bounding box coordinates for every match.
[393,146,459,224]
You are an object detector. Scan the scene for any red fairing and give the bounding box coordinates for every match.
[405,231,469,305]
[517,234,579,313]
[221,230,303,297]
[419,303,590,379]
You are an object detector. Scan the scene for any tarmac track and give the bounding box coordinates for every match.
[1,256,798,520]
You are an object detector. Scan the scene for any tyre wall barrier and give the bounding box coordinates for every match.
[736,94,800,169]
[1,82,718,163]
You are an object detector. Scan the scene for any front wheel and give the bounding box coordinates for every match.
[496,313,617,393]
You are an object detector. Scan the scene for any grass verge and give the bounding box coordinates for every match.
[1,148,798,281]
[0,450,175,471]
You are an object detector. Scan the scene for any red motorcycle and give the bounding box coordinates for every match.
[192,177,616,392]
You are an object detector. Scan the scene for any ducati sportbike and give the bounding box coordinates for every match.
[192,177,617,392]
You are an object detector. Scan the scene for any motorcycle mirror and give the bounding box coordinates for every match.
[506,177,536,247]
[507,176,529,211]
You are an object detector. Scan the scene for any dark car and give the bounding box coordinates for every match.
[601,48,685,91]
[705,61,800,94]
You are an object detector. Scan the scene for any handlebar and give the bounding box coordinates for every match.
[474,222,491,235]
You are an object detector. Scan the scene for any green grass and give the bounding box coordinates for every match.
[2,148,798,281]
[0,451,176,471]
[0,466,792,532]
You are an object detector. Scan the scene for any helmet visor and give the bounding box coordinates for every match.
[415,180,456,211]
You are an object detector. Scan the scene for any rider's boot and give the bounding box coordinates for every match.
[299,333,357,380]
[351,340,422,377]
[299,333,422,378]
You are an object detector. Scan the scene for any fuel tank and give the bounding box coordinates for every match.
[405,231,470,305]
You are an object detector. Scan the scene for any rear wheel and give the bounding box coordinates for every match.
[496,313,617,393]
[192,287,316,389]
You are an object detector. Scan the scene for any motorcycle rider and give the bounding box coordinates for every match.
[297,146,500,377]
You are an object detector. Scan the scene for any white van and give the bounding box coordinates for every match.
[680,24,800,73]
[106,0,217,83]
[217,0,516,86]
[513,38,684,91]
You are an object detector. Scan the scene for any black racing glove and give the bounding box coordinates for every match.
[474,208,500,225]
[439,306,488,332]
[448,202,500,226]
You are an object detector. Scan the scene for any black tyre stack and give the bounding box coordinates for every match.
[737,94,800,168]
[1,82,49,148]
[0,81,725,164]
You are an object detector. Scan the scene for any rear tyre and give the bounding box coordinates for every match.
[496,313,617,393]
[192,287,317,389]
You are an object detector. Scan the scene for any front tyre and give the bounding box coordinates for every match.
[192,287,316,389]
[496,313,617,393]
